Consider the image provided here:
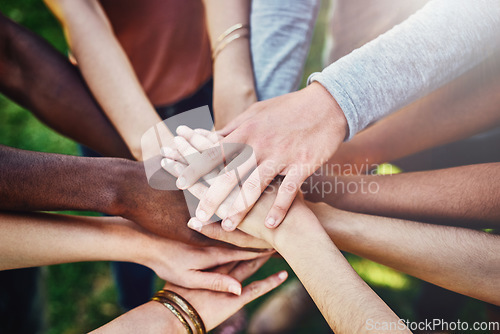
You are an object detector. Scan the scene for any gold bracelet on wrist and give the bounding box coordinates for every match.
[212,33,249,61]
[151,296,193,334]
[215,23,249,45]
[154,290,206,334]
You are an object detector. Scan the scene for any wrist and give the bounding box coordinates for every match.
[106,159,144,217]
[272,205,323,251]
[306,82,348,141]
[143,301,186,333]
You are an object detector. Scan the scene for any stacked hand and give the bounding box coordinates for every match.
[160,125,315,249]
[169,83,347,232]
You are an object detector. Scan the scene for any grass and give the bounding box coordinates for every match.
[0,0,491,333]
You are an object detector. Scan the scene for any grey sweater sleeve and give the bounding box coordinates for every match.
[309,0,500,140]
[251,0,320,101]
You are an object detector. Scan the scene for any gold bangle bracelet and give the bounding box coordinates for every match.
[215,23,249,45]
[151,296,193,334]
[212,33,249,61]
[155,290,206,334]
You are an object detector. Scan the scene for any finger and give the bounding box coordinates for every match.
[195,150,256,222]
[176,142,241,190]
[239,271,288,305]
[162,159,210,202]
[218,108,257,136]
[160,145,187,164]
[222,162,278,231]
[208,246,273,266]
[194,128,221,144]
[188,271,243,295]
[161,158,187,177]
[176,125,216,152]
[265,169,307,228]
[189,218,272,249]
[229,255,271,282]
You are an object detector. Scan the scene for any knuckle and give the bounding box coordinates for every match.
[244,176,261,191]
[211,275,225,291]
[248,283,261,297]
[273,204,288,217]
[281,182,298,194]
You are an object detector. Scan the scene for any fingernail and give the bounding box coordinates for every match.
[222,219,233,231]
[266,217,276,227]
[278,271,288,280]
[196,209,208,221]
[187,218,202,232]
[176,177,186,189]
[160,146,172,157]
[229,284,241,296]
[160,158,167,168]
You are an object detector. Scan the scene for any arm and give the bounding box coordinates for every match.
[202,0,256,129]
[310,0,500,140]
[305,163,500,227]
[44,0,166,160]
[330,54,500,172]
[0,145,225,246]
[0,13,130,159]
[309,201,500,306]
[250,0,319,101]
[237,196,408,333]
[0,211,270,294]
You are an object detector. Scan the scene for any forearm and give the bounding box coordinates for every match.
[203,0,256,128]
[271,210,405,333]
[310,0,500,139]
[310,202,500,305]
[251,0,319,100]
[0,14,131,159]
[0,145,132,215]
[45,0,165,159]
[0,212,148,270]
[331,54,500,171]
[307,163,500,227]
[91,301,184,333]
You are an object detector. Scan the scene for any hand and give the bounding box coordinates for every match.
[112,159,228,247]
[162,256,288,331]
[160,127,272,249]
[136,225,273,295]
[91,256,288,333]
[174,82,347,232]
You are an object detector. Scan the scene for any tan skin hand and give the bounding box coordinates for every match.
[174,82,347,234]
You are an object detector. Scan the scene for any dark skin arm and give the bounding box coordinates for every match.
[0,12,131,159]
[0,145,221,246]
[305,163,500,228]
[0,15,224,247]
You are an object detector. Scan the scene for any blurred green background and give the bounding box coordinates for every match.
[0,0,490,333]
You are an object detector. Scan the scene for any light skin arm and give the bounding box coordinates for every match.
[305,163,500,227]
[232,195,408,333]
[0,13,131,159]
[202,0,257,129]
[44,0,167,160]
[331,55,500,173]
[0,211,272,294]
[309,201,500,306]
